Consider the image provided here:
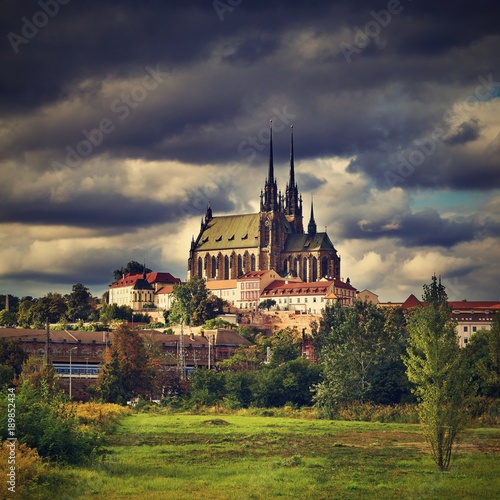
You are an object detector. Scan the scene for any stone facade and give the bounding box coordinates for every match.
[188,125,341,282]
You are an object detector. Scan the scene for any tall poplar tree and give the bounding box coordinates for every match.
[404,275,468,471]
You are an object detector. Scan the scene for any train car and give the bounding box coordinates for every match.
[52,362,101,378]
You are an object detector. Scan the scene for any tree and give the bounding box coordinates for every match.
[169,277,217,326]
[313,301,387,415]
[0,338,28,379]
[259,327,301,366]
[96,350,127,404]
[31,293,67,327]
[367,306,413,404]
[465,312,500,398]
[252,358,321,407]
[17,298,36,328]
[65,283,93,322]
[259,299,276,311]
[112,261,152,282]
[404,276,469,471]
[0,310,17,327]
[110,324,152,398]
[99,304,132,324]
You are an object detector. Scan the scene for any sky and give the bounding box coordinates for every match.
[0,0,499,302]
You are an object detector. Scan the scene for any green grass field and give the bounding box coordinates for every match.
[35,413,499,499]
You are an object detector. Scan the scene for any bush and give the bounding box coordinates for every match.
[319,402,419,423]
[465,396,500,426]
[0,442,45,497]
[69,402,131,431]
[0,382,103,465]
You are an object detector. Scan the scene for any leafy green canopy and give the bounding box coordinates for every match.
[404,275,469,471]
[313,301,409,416]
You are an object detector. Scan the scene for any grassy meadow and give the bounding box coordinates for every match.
[30,412,499,499]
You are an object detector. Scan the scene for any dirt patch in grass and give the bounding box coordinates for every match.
[201,419,230,426]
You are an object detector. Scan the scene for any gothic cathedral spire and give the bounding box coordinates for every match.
[285,125,303,232]
[308,196,317,235]
[262,120,279,212]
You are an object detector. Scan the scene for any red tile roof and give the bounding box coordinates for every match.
[262,280,333,297]
[110,272,181,288]
[449,301,500,310]
[400,296,500,311]
[401,294,422,309]
[156,284,175,295]
[238,270,274,280]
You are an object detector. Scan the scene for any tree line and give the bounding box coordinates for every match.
[1,276,499,472]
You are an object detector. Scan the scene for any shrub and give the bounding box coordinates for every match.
[0,442,45,497]
[0,382,103,465]
[319,402,419,423]
[69,402,131,431]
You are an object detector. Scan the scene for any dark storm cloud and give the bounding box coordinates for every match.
[343,208,500,248]
[1,0,499,193]
[0,191,176,228]
[297,172,327,192]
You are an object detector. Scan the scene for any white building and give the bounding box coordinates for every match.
[108,271,181,311]
[260,278,357,314]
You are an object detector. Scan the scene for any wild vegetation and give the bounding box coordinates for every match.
[5,412,498,499]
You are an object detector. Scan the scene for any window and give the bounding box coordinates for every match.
[464,338,468,344]
[463,326,468,332]
[472,326,477,332]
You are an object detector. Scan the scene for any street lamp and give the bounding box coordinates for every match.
[69,347,77,399]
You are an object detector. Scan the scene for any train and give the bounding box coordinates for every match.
[52,362,101,378]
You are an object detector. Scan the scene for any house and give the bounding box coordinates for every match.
[237,270,289,309]
[400,295,500,348]
[205,279,238,306]
[260,278,357,314]
[357,289,379,304]
[108,271,181,311]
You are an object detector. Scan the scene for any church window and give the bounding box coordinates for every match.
[251,254,256,271]
[238,255,243,276]
[224,256,230,280]
[197,257,203,278]
[211,256,217,278]
[321,257,328,278]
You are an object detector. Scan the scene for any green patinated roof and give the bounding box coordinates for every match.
[283,232,336,253]
[195,214,261,251]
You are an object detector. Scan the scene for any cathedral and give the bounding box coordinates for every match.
[188,125,341,283]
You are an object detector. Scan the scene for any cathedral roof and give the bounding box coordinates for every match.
[283,232,336,253]
[195,213,261,251]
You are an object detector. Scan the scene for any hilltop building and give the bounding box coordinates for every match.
[108,271,181,311]
[188,124,341,283]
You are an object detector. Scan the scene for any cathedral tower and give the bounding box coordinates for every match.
[284,126,303,233]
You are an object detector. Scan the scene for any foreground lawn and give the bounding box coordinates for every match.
[36,413,499,499]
